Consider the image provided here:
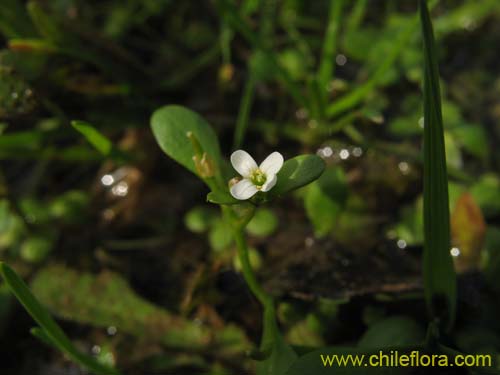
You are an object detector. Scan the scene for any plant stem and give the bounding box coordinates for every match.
[234,226,273,306]
[223,206,273,307]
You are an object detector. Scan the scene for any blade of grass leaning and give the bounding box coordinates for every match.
[325,0,439,119]
[325,15,416,119]
[71,120,130,162]
[0,262,120,375]
[71,120,112,156]
[345,0,368,33]
[318,0,344,93]
[420,0,456,331]
[233,0,276,150]
[215,0,308,110]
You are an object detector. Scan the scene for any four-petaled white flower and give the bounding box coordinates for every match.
[230,150,284,200]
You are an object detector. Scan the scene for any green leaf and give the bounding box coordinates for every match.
[207,190,239,205]
[0,0,37,39]
[470,174,500,218]
[246,208,278,237]
[269,155,325,198]
[393,196,424,246]
[151,105,223,177]
[358,316,424,349]
[30,326,58,348]
[20,235,53,263]
[305,167,347,238]
[26,1,65,44]
[71,120,112,156]
[184,206,217,233]
[420,0,456,331]
[257,305,298,375]
[0,262,120,375]
[452,124,489,162]
[30,264,248,354]
[209,217,233,251]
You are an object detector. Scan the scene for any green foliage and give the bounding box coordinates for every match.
[151,105,223,179]
[257,305,298,375]
[246,208,278,237]
[358,316,424,349]
[269,155,325,198]
[470,174,500,218]
[30,264,248,354]
[420,0,457,331]
[0,262,120,375]
[392,196,424,246]
[71,120,112,156]
[184,206,217,233]
[207,190,240,205]
[233,246,262,271]
[305,167,347,237]
[209,217,233,251]
[20,235,53,263]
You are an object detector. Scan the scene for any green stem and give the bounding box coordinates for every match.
[223,206,273,307]
[234,226,273,307]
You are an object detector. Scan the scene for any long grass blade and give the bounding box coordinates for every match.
[0,262,120,375]
[318,0,344,92]
[420,0,456,332]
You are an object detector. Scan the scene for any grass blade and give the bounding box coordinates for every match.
[0,262,120,375]
[318,0,344,93]
[71,120,112,156]
[216,0,308,110]
[420,0,456,331]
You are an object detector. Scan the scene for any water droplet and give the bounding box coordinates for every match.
[295,108,308,120]
[450,247,460,257]
[398,161,410,175]
[101,174,114,186]
[111,181,128,197]
[305,237,314,248]
[317,146,334,159]
[339,149,349,160]
[336,54,347,66]
[352,147,363,157]
[91,345,101,355]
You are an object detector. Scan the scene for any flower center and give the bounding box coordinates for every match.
[250,169,267,187]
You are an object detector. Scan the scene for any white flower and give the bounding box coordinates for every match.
[229,150,284,200]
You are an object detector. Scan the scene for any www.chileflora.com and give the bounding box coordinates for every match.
[320,350,493,368]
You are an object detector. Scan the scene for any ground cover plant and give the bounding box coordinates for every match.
[1,0,500,374]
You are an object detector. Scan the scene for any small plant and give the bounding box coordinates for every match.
[151,104,325,374]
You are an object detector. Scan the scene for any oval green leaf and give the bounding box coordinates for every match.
[269,155,325,198]
[151,105,222,176]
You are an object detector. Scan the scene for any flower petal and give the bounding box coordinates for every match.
[231,150,258,178]
[230,178,259,200]
[260,173,277,192]
[259,152,284,176]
